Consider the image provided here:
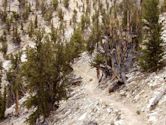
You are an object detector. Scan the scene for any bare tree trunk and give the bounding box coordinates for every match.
[15,90,19,116]
[96,66,100,79]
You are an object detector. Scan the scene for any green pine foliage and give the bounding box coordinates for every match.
[161,0,166,12]
[139,0,164,72]
[80,14,90,31]
[68,27,85,60]
[121,0,134,30]
[64,0,69,8]
[6,53,23,115]
[58,8,64,21]
[0,87,6,120]
[1,41,8,57]
[72,9,77,26]
[86,22,102,54]
[22,3,30,21]
[3,0,8,11]
[43,8,53,22]
[35,0,40,11]
[0,62,6,120]
[90,53,105,68]
[22,29,73,125]
[1,10,7,23]
[6,17,12,33]
[12,12,20,22]
[28,20,35,38]
[52,0,58,10]
[86,30,97,54]
[1,0,8,23]
[50,23,58,43]
[0,32,8,56]
[41,1,47,16]
[12,26,21,46]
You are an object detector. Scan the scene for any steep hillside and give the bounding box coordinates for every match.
[0,0,165,125]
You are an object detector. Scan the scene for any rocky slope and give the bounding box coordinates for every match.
[1,51,166,125]
[47,52,149,125]
[0,52,148,125]
[0,0,165,125]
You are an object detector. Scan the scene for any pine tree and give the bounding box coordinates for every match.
[22,3,30,21]
[12,26,21,46]
[22,29,72,125]
[121,0,134,30]
[72,9,77,26]
[6,53,22,116]
[50,22,57,42]
[35,0,40,11]
[0,62,6,119]
[0,87,6,120]
[58,8,64,21]
[1,0,8,23]
[68,27,85,60]
[43,8,53,22]
[90,53,105,79]
[28,20,34,38]
[52,0,58,10]
[86,16,102,54]
[139,0,164,72]
[63,0,69,8]
[80,14,90,31]
[3,0,8,12]
[161,0,166,12]
[0,32,8,56]
[41,1,47,16]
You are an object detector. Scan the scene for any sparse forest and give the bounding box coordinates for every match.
[0,0,165,125]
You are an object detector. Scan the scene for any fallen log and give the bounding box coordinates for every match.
[148,87,166,111]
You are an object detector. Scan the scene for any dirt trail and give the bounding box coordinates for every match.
[73,53,149,125]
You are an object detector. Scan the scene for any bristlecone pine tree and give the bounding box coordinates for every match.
[0,62,6,120]
[67,27,85,60]
[0,32,8,56]
[161,0,166,12]
[64,0,69,8]
[52,0,58,10]
[22,29,73,125]
[6,53,22,116]
[139,0,164,72]
[0,87,6,120]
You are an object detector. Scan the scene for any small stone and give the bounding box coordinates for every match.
[89,79,93,82]
[79,113,87,121]
[136,110,141,115]
[120,91,126,97]
[84,121,98,125]
[107,108,113,113]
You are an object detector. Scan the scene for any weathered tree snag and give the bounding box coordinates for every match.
[15,90,19,116]
[93,3,139,88]
[96,66,100,79]
[148,88,166,111]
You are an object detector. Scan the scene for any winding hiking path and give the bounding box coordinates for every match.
[73,53,148,125]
